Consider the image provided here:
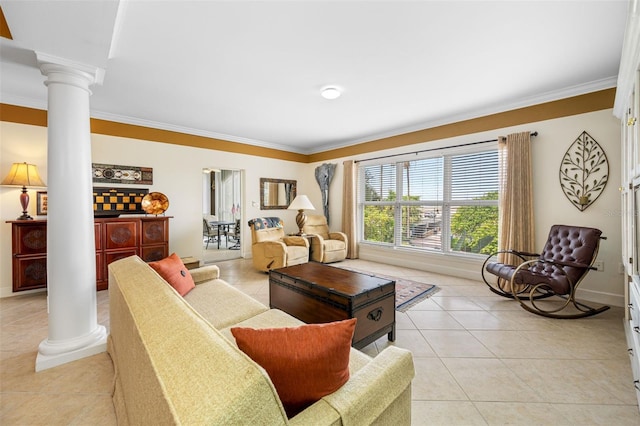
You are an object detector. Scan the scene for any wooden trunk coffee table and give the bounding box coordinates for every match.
[268,262,396,349]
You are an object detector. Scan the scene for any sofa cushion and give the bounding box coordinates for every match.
[231,318,356,418]
[221,309,372,375]
[183,280,269,329]
[220,309,305,343]
[149,253,195,296]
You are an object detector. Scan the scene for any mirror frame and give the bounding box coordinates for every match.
[260,178,297,210]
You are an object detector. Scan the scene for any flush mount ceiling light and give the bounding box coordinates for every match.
[321,87,341,100]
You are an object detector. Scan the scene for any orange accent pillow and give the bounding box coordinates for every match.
[231,318,356,418]
[149,253,195,296]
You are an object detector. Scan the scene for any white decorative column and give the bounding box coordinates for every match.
[35,53,107,372]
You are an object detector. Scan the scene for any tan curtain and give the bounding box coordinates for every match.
[497,131,535,268]
[342,160,359,259]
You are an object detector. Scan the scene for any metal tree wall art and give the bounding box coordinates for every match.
[559,131,608,211]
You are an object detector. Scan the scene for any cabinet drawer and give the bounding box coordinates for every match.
[106,249,138,266]
[104,221,138,249]
[140,244,167,262]
[12,257,47,291]
[629,334,640,408]
[14,224,47,255]
[630,283,640,334]
[142,219,168,245]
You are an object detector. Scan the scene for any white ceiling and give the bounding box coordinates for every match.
[0,1,630,154]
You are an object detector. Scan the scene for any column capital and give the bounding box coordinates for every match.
[35,51,105,89]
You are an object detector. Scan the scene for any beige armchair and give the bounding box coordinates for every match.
[247,217,309,272]
[302,214,348,263]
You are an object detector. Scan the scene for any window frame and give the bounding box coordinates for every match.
[358,143,499,257]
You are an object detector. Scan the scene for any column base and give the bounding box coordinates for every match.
[35,325,108,372]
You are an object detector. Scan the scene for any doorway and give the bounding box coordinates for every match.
[202,168,242,264]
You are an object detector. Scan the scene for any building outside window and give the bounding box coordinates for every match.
[358,146,499,256]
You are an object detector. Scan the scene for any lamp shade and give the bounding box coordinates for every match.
[288,194,315,211]
[1,162,46,187]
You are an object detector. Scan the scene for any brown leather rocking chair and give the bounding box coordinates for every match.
[481,224,610,319]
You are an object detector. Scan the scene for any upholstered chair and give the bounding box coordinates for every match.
[247,217,309,272]
[302,214,348,263]
[203,218,217,249]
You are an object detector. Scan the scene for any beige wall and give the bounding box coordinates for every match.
[0,108,623,305]
[0,122,306,297]
[311,108,623,306]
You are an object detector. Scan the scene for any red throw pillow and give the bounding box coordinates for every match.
[149,253,195,296]
[231,318,356,418]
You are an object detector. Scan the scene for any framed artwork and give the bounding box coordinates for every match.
[36,191,48,215]
[92,163,153,185]
[93,187,149,217]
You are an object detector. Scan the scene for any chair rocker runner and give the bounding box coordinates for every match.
[481,224,609,319]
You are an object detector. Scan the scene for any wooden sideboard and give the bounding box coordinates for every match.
[7,216,171,292]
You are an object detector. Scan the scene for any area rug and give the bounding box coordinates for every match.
[337,267,440,312]
[394,277,440,312]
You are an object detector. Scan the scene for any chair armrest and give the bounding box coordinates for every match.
[255,240,287,251]
[505,249,539,257]
[321,346,414,425]
[486,249,539,264]
[251,241,288,271]
[305,233,325,243]
[283,236,309,247]
[539,258,592,270]
[190,265,220,284]
[328,232,347,242]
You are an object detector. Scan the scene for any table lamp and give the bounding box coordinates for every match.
[287,194,315,235]
[1,162,46,220]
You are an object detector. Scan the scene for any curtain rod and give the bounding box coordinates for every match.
[354,131,538,164]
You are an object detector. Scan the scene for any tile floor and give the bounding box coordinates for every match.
[1,257,639,425]
[202,236,242,264]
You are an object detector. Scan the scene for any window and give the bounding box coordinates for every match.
[359,147,499,256]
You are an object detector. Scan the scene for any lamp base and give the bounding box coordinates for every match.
[17,213,34,220]
[295,209,307,236]
[18,186,33,220]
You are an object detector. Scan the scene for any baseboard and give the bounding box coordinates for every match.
[359,245,483,281]
[359,244,625,307]
[575,287,625,308]
[0,286,46,299]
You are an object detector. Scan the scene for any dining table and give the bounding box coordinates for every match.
[208,220,235,249]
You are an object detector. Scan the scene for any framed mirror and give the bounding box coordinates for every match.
[260,178,296,210]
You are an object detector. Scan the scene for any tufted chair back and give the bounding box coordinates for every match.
[518,225,602,295]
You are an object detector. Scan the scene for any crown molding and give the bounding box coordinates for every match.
[613,0,640,118]
[311,77,618,154]
[1,79,618,164]
[90,110,306,154]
